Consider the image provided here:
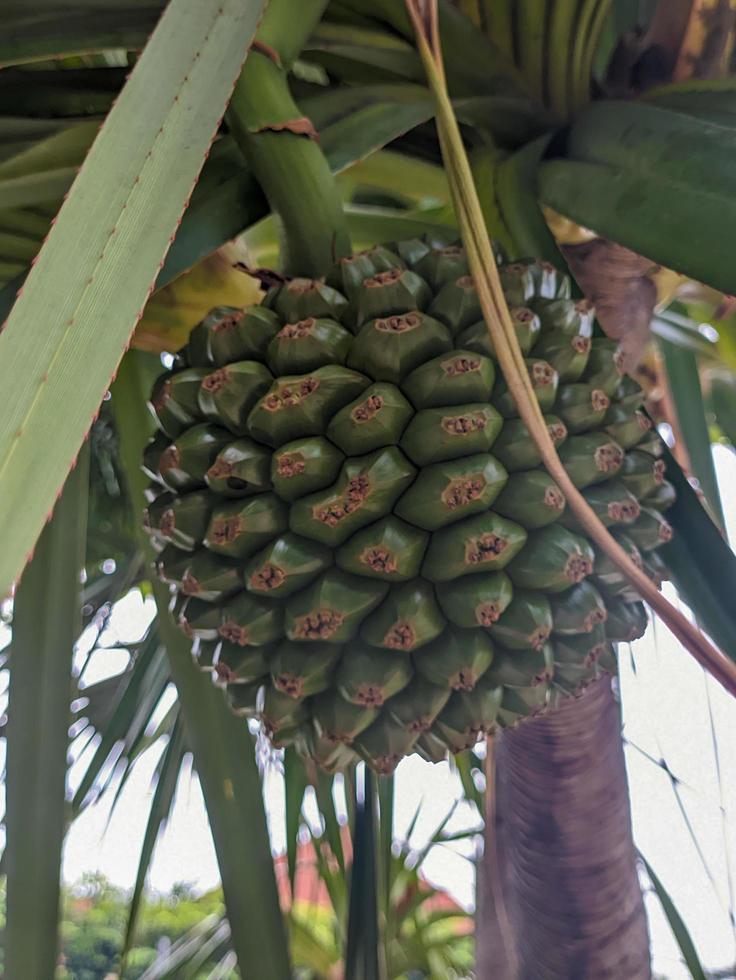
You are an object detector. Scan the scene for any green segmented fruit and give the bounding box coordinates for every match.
[361,579,446,650]
[485,644,554,688]
[619,450,667,498]
[414,626,494,690]
[178,550,242,602]
[205,493,288,559]
[493,471,566,529]
[337,641,413,706]
[270,437,344,501]
[145,237,674,771]
[244,532,332,598]
[603,404,653,449]
[555,384,611,434]
[395,453,507,530]
[414,243,469,289]
[326,383,414,454]
[400,403,502,466]
[507,525,595,593]
[492,358,559,417]
[270,640,340,698]
[189,306,281,368]
[558,432,625,488]
[290,447,415,546]
[347,312,452,383]
[580,339,624,396]
[247,366,369,446]
[428,275,482,332]
[312,691,378,744]
[604,597,648,642]
[267,278,349,322]
[490,415,567,472]
[387,677,451,733]
[335,516,428,581]
[199,361,273,434]
[402,349,495,408]
[150,367,208,437]
[283,569,387,643]
[491,591,553,650]
[626,507,673,551]
[422,511,527,582]
[205,438,271,497]
[550,581,608,635]
[354,715,420,774]
[145,489,211,550]
[214,642,272,685]
[349,267,432,328]
[436,571,513,628]
[433,676,503,751]
[456,306,541,359]
[266,317,352,375]
[159,425,231,492]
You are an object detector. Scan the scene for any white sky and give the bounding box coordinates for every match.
[6,447,736,978]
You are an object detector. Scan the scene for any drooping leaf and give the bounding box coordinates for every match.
[5,445,89,979]
[640,853,708,980]
[0,0,267,598]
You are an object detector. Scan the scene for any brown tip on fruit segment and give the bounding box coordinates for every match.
[453,670,477,692]
[443,476,485,510]
[466,532,508,565]
[659,521,674,543]
[594,442,624,473]
[548,421,568,442]
[355,684,386,707]
[152,380,172,412]
[365,268,403,287]
[159,445,181,474]
[375,312,421,333]
[654,459,666,484]
[352,394,384,423]
[477,603,501,626]
[265,377,319,412]
[160,509,176,535]
[215,662,236,683]
[571,335,591,354]
[443,355,482,377]
[575,299,594,316]
[288,278,319,295]
[207,458,233,480]
[373,754,400,775]
[532,668,553,686]
[591,389,610,412]
[279,318,316,339]
[613,347,626,372]
[442,412,487,435]
[181,571,201,596]
[530,626,551,650]
[584,644,606,667]
[544,486,566,511]
[565,554,593,583]
[512,306,535,322]
[531,361,555,387]
[250,563,286,591]
[210,515,244,545]
[361,546,397,574]
[275,674,304,698]
[294,609,344,639]
[202,368,230,393]
[275,452,305,478]
[212,310,245,332]
[455,275,475,288]
[219,621,250,646]
[608,499,640,523]
[636,411,652,432]
[384,621,416,650]
[315,475,371,527]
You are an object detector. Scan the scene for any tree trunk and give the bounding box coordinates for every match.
[481,676,651,980]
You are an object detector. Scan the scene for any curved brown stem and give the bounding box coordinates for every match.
[494,678,651,980]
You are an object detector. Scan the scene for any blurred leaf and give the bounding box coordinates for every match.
[0,0,266,597]
[709,369,736,446]
[640,853,708,980]
[5,445,89,979]
[345,769,385,980]
[284,747,309,898]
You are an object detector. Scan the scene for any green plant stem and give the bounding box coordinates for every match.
[5,444,88,980]
[517,0,549,104]
[572,0,612,111]
[405,0,736,697]
[112,351,292,980]
[227,0,350,277]
[547,0,579,117]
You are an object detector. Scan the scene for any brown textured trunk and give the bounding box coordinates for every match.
[478,677,651,980]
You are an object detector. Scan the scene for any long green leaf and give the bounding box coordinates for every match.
[640,853,708,980]
[284,746,309,897]
[345,768,386,980]
[122,714,187,965]
[5,444,89,979]
[112,349,291,980]
[0,0,266,598]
